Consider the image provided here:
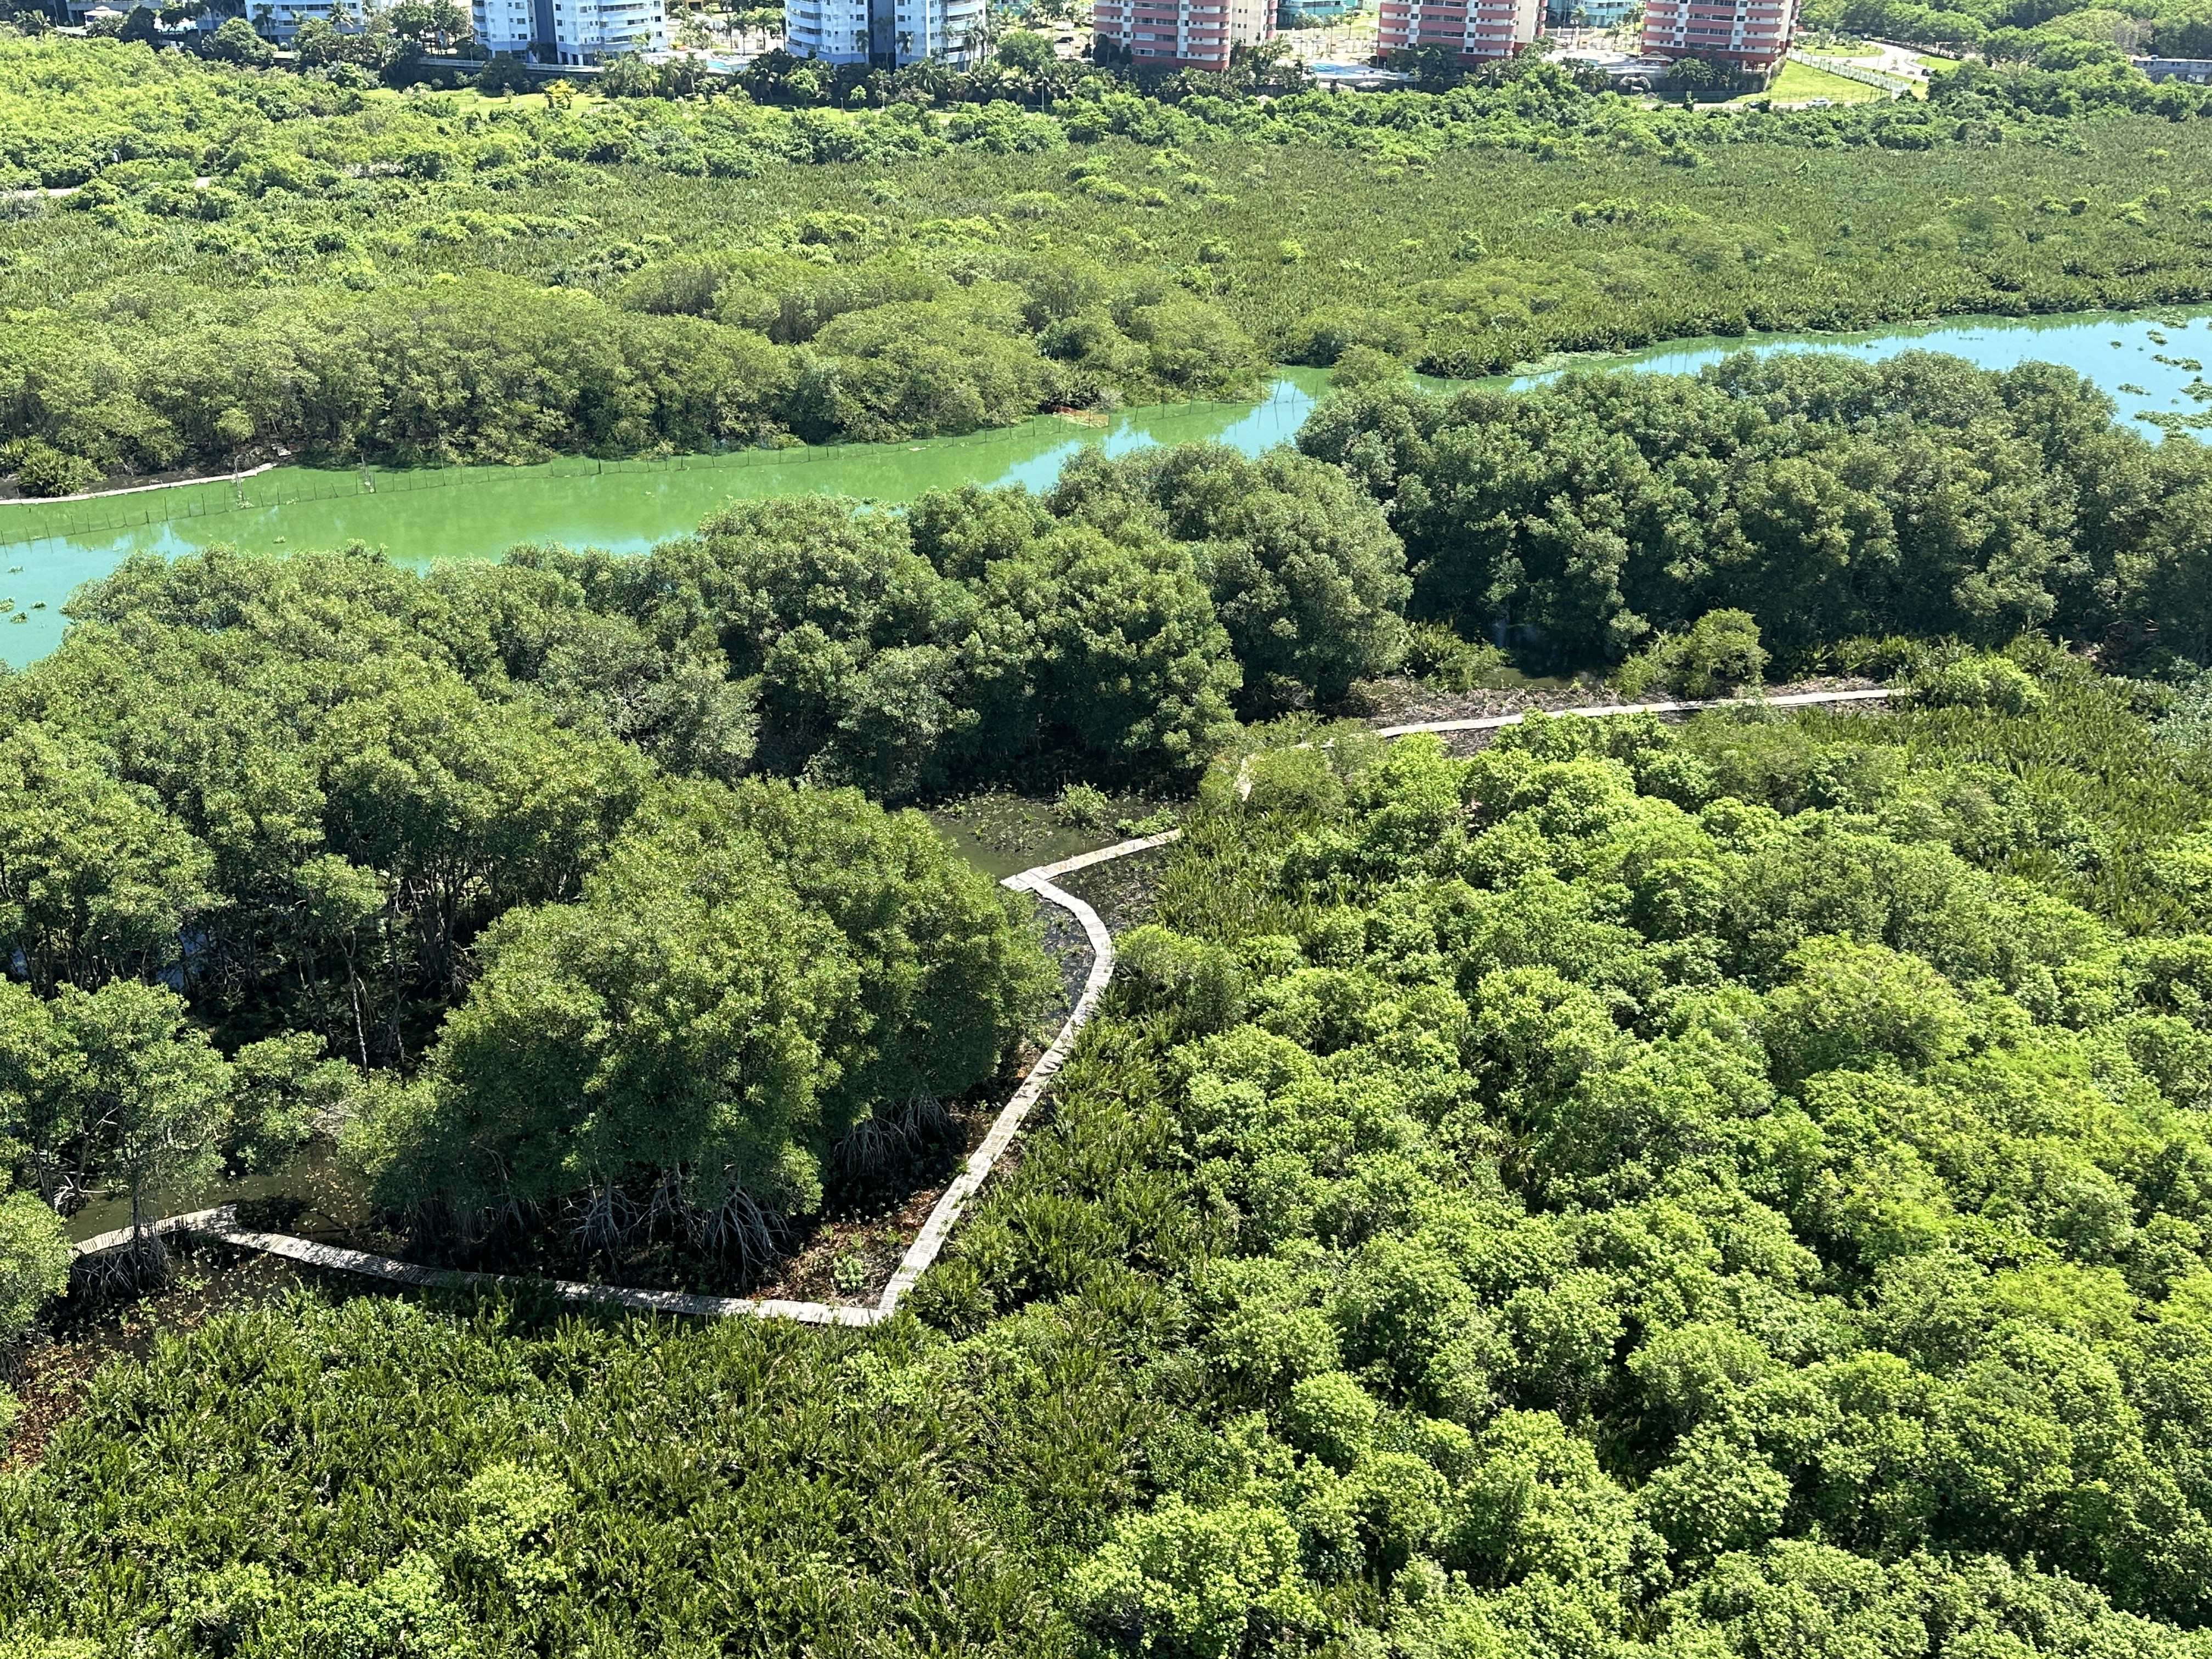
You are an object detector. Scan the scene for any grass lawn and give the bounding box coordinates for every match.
[1746,58,1891,104]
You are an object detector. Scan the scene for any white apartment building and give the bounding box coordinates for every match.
[783,0,984,64]
[471,0,532,51]
[470,0,666,60]
[548,0,666,60]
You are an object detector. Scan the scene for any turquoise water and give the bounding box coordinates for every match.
[1500,306,2212,438]
[3,306,2208,664]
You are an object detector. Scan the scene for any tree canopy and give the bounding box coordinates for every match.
[0,537,1052,1276]
[4,33,2212,490]
[1301,351,2212,673]
[15,649,2212,1657]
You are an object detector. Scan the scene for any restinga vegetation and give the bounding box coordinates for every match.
[7,35,2212,488]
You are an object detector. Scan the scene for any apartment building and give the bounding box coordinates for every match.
[245,0,355,41]
[1091,0,1272,71]
[783,0,985,63]
[1374,0,1539,64]
[470,0,532,52]
[1551,0,1634,23]
[1638,0,1795,70]
[467,0,665,60]
[548,0,666,60]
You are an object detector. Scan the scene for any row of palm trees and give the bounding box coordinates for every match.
[842,18,994,62]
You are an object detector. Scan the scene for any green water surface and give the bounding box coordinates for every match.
[4,304,2209,665]
[0,373,1332,665]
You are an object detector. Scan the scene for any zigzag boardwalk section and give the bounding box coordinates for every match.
[69,830,1184,1328]
[71,691,1892,1322]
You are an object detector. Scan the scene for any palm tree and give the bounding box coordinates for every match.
[852,22,867,52]
[895,25,911,55]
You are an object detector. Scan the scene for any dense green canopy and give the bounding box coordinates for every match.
[12,653,2212,1657]
[346,777,1052,1229]
[1024,661,2212,1656]
[4,35,2212,488]
[1301,351,2212,671]
[516,439,1405,788]
[0,539,1051,1272]
[12,25,2212,1655]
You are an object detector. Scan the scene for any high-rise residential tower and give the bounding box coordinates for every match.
[1374,0,1541,65]
[1091,0,1272,72]
[470,0,667,61]
[1638,0,1796,71]
[785,0,986,63]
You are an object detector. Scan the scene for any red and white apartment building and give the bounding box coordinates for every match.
[1374,0,1542,67]
[1638,0,1798,73]
[1092,0,1273,70]
[1094,0,1789,77]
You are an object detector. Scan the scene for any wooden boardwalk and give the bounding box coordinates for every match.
[75,691,1893,1323]
[70,830,1183,1328]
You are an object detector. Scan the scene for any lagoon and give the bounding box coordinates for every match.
[3,306,2209,664]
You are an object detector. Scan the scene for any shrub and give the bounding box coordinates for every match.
[472,52,533,94]
[1403,621,1509,692]
[203,16,273,64]
[9,440,97,497]
[1282,1370,1381,1471]
[0,1189,71,1339]
[1761,935,1972,1085]
[1615,610,1767,701]
[1051,782,1107,828]
[1116,924,1247,1032]
[1069,1498,1319,1659]
[1913,652,2047,714]
[1329,344,1407,390]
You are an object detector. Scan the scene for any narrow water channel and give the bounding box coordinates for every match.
[0,371,1330,664]
[5,305,2209,667]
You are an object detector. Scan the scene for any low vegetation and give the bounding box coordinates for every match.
[2,343,2208,1309]
[10,27,2212,1652]
[13,652,2212,1657]
[5,35,2212,487]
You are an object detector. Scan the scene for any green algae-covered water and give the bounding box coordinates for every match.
[0,373,1333,664]
[4,306,2210,665]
